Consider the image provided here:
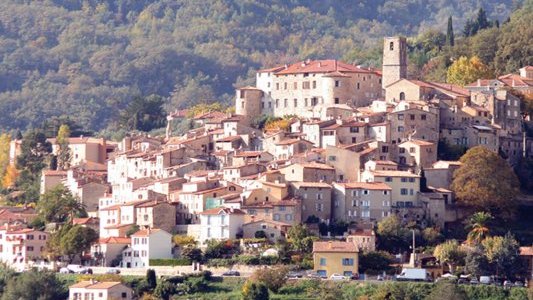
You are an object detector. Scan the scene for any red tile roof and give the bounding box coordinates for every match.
[131,228,166,237]
[336,182,392,190]
[98,237,131,244]
[273,60,378,76]
[313,241,358,253]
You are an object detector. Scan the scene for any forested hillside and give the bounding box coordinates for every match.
[0,0,528,133]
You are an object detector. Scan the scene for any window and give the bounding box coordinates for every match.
[328,155,336,161]
[401,177,408,182]
[408,178,415,182]
[382,200,390,206]
[273,214,280,221]
[275,99,279,108]
[410,189,414,195]
[304,98,308,106]
[302,81,310,89]
[334,97,339,104]
[285,214,293,221]
[401,188,408,195]
[350,127,359,133]
[261,102,265,109]
[390,41,394,50]
[381,146,389,153]
[398,114,404,120]
[385,177,392,182]
[400,92,405,101]
[276,83,279,90]
[320,258,327,266]
[409,147,416,153]
[399,148,405,154]
[363,190,369,195]
[26,246,34,251]
[284,99,288,108]
[361,200,369,206]
[312,97,317,106]
[421,114,427,120]
[352,137,356,143]
[383,191,389,195]
[356,82,360,90]
[121,292,127,298]
[342,258,354,266]
[294,98,298,107]
[279,206,286,211]
[284,82,287,90]
[409,114,415,120]
[293,82,297,89]
[352,190,359,197]
[207,228,211,237]
[398,126,404,132]
[335,80,340,87]
[312,81,317,88]
[362,210,370,217]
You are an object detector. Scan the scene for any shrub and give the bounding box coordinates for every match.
[149,258,191,266]
[146,269,157,290]
[242,280,269,300]
[153,280,175,300]
[250,266,289,293]
[238,255,260,265]
[205,258,236,267]
[259,255,278,265]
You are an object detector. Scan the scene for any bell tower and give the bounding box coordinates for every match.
[382,36,407,89]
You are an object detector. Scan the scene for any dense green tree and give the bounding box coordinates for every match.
[146,269,157,290]
[0,134,10,180]
[286,224,317,253]
[120,95,166,132]
[446,16,455,47]
[359,251,394,275]
[59,225,98,262]
[464,247,491,277]
[16,130,51,174]
[376,215,411,252]
[181,247,203,262]
[481,233,524,278]
[37,185,87,223]
[153,280,175,300]
[1,270,66,300]
[451,146,520,218]
[56,124,71,170]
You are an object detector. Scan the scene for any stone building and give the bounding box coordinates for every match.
[382,36,407,89]
[236,59,382,120]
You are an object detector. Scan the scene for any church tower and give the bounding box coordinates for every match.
[382,37,407,89]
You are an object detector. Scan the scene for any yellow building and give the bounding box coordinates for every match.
[313,241,359,277]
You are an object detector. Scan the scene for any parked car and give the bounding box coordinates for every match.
[307,272,326,279]
[351,273,360,280]
[479,276,493,285]
[503,280,514,288]
[470,278,480,285]
[286,271,304,279]
[329,273,350,281]
[457,278,470,284]
[514,281,525,287]
[106,268,121,274]
[222,270,240,276]
[59,265,91,274]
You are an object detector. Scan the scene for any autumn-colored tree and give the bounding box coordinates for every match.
[56,124,71,170]
[249,266,289,293]
[465,212,492,245]
[264,119,291,131]
[2,164,19,188]
[446,56,493,86]
[451,146,519,218]
[0,133,10,179]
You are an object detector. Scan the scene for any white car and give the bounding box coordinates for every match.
[59,264,91,274]
[329,273,350,281]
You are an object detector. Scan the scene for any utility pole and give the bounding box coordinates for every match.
[409,229,416,267]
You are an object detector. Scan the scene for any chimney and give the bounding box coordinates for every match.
[318,62,322,68]
[284,64,288,69]
[328,241,333,249]
[334,60,338,71]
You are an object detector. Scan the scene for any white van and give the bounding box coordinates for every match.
[479,276,493,285]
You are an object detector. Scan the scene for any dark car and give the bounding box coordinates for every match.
[222,270,240,276]
[286,271,304,279]
[457,278,470,285]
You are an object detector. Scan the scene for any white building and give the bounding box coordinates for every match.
[121,228,172,268]
[199,207,246,244]
[0,227,48,271]
[69,280,133,300]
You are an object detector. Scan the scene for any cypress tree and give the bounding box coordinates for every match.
[446,16,455,46]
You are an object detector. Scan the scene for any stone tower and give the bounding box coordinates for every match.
[235,87,263,125]
[382,36,407,89]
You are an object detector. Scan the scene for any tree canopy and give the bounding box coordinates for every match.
[0,0,523,133]
[451,146,520,218]
[37,185,87,223]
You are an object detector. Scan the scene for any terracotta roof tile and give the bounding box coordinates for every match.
[336,182,391,190]
[313,241,358,253]
[200,207,246,215]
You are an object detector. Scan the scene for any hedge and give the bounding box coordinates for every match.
[149,258,191,266]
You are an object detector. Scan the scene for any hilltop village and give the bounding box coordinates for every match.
[1,37,532,293]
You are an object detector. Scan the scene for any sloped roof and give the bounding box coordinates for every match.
[313,241,358,253]
[200,207,246,215]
